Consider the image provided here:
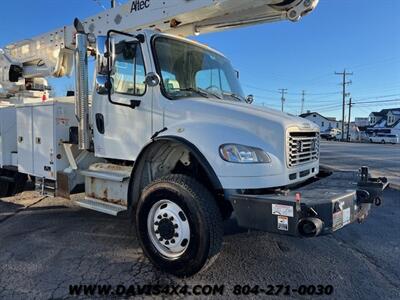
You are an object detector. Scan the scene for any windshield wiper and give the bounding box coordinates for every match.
[222,92,243,102]
[174,87,209,98]
[174,87,223,100]
[202,88,222,100]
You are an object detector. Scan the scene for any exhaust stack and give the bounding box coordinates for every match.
[74,19,91,151]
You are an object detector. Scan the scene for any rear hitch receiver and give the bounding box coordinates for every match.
[356,166,388,206]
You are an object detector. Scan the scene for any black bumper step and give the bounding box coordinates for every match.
[228,168,388,237]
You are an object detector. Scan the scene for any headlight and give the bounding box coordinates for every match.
[219,144,271,164]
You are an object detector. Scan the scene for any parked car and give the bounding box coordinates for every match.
[369,134,399,144]
[321,128,341,140]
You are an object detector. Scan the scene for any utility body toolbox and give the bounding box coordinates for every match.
[229,167,388,237]
[0,104,17,168]
[16,98,77,180]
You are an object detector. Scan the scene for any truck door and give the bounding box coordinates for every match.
[92,38,153,161]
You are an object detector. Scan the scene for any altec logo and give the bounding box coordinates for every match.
[130,0,150,13]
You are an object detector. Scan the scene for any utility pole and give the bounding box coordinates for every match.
[301,90,306,115]
[279,89,288,112]
[111,0,116,8]
[335,69,353,141]
[347,97,352,142]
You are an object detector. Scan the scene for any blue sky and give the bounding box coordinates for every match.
[0,0,399,120]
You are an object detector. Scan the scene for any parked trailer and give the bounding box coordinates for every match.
[0,0,388,276]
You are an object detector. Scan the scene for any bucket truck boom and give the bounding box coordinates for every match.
[0,0,318,96]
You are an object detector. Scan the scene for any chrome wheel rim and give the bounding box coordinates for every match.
[147,199,190,259]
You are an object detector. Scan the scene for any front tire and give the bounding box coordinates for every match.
[136,175,223,277]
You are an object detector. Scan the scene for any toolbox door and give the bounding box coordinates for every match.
[17,106,34,175]
[33,105,55,180]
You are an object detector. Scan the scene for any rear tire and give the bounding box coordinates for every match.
[0,169,27,197]
[136,174,223,277]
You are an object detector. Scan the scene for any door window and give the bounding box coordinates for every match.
[113,42,146,96]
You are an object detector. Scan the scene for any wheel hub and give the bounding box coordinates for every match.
[147,200,190,259]
[157,218,176,240]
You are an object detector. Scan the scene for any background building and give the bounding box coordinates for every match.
[300,111,343,132]
[367,108,400,136]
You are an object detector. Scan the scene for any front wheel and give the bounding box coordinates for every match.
[136,175,223,277]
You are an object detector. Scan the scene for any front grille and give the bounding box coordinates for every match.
[287,132,319,168]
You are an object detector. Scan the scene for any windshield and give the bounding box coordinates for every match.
[153,36,245,101]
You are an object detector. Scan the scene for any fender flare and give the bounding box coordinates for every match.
[127,135,223,212]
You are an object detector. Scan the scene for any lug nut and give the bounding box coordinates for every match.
[171,239,175,244]
[174,224,178,228]
[169,216,174,221]
[174,233,179,237]
[157,215,162,220]
[163,213,168,218]
[165,241,170,245]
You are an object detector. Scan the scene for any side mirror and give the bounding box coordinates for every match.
[96,75,112,95]
[96,36,109,75]
[145,72,161,87]
[235,70,240,79]
[245,94,254,104]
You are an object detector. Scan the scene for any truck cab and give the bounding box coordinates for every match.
[93,30,320,190]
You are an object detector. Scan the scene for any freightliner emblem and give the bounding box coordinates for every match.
[297,139,317,153]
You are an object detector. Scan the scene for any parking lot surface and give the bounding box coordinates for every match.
[320,141,400,187]
[0,142,399,299]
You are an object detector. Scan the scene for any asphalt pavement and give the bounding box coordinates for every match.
[320,140,400,188]
[0,142,399,299]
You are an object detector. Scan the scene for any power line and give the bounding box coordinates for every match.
[354,93,400,102]
[352,98,400,105]
[335,69,353,141]
[243,84,279,94]
[301,90,306,115]
[91,0,107,10]
[347,98,352,141]
[243,83,341,96]
[278,88,288,112]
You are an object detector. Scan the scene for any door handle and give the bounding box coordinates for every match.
[95,113,105,134]
[130,100,141,109]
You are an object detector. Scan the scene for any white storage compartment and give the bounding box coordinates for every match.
[16,106,34,174]
[0,105,17,168]
[16,98,77,180]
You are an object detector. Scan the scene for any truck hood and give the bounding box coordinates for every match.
[163,97,319,132]
[160,97,320,181]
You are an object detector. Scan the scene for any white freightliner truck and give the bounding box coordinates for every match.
[0,0,388,276]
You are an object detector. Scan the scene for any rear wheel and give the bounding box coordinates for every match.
[0,169,27,197]
[136,174,223,277]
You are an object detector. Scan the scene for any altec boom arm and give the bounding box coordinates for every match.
[0,0,318,94]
